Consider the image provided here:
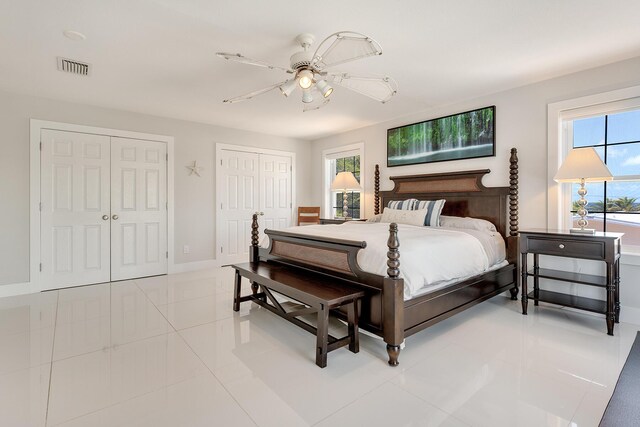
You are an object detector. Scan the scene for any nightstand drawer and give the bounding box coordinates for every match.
[527,237,604,259]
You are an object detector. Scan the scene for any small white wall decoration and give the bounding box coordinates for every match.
[186,161,203,177]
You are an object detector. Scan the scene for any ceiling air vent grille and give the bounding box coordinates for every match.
[57,57,91,76]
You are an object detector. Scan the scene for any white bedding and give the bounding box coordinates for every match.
[261,222,507,300]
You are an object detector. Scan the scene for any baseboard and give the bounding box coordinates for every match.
[0,260,221,299]
[169,259,220,274]
[0,282,37,298]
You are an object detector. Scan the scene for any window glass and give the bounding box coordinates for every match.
[606,182,640,212]
[573,116,605,147]
[331,154,361,219]
[608,109,640,144]
[567,107,640,246]
[605,143,640,177]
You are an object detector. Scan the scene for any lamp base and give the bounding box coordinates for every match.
[569,227,596,235]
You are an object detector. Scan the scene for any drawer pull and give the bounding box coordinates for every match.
[558,244,565,249]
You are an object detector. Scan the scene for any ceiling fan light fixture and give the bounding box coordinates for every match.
[279,79,297,97]
[298,69,313,89]
[302,88,314,103]
[316,79,333,98]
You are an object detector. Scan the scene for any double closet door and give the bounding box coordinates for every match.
[217,149,293,265]
[40,129,167,290]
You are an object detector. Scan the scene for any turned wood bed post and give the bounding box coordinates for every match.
[250,212,261,296]
[250,212,260,263]
[509,148,519,237]
[383,222,404,366]
[374,164,380,215]
[508,148,519,300]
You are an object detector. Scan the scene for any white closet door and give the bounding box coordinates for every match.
[40,129,111,290]
[110,137,167,281]
[217,149,259,265]
[259,154,292,232]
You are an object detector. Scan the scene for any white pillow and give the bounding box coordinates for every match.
[366,214,383,223]
[386,199,445,227]
[439,215,497,232]
[381,207,429,227]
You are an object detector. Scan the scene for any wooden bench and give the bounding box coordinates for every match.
[232,261,365,368]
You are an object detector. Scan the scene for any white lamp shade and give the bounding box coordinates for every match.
[316,79,333,98]
[301,88,314,104]
[554,147,613,183]
[279,79,297,97]
[331,171,361,191]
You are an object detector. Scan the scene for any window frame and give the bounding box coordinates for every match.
[331,155,361,218]
[548,85,640,253]
[321,142,365,219]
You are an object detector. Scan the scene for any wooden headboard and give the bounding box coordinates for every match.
[374,148,519,240]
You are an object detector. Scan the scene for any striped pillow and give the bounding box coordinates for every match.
[386,199,445,227]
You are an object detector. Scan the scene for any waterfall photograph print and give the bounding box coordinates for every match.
[387,106,495,167]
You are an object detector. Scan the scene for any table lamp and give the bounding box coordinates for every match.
[554,147,613,234]
[330,171,361,219]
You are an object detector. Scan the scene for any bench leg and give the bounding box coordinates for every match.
[316,304,329,368]
[233,269,241,312]
[347,301,359,354]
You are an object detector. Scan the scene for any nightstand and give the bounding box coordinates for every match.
[319,218,366,225]
[519,229,623,335]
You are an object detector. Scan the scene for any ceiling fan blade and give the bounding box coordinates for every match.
[216,52,293,73]
[327,73,398,103]
[223,80,291,104]
[311,32,382,71]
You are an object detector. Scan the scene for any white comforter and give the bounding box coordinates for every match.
[262,222,505,300]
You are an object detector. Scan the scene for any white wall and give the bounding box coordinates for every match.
[0,90,311,286]
[310,56,640,323]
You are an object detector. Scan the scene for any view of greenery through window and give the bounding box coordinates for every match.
[571,108,640,246]
[333,155,360,218]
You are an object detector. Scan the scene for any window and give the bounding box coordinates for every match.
[322,143,365,220]
[331,155,361,218]
[563,108,640,245]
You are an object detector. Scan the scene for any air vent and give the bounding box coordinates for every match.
[57,57,91,76]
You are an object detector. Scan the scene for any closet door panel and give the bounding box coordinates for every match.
[110,138,167,281]
[40,129,111,290]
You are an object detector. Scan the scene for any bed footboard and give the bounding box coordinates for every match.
[250,214,405,366]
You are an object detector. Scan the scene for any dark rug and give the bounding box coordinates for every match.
[600,331,640,426]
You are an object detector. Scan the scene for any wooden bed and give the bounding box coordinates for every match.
[247,148,520,366]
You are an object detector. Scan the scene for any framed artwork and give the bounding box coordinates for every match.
[387,106,495,167]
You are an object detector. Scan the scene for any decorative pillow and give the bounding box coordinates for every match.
[366,214,382,223]
[386,199,445,227]
[440,215,497,232]
[381,207,429,227]
[387,198,420,210]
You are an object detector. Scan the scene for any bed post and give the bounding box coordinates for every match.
[250,212,260,264]
[250,212,262,296]
[508,148,519,300]
[374,164,380,215]
[384,222,404,366]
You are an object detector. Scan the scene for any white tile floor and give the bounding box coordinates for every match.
[0,267,638,426]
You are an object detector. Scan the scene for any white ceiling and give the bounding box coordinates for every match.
[2,0,640,140]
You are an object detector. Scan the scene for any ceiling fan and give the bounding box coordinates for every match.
[216,32,398,112]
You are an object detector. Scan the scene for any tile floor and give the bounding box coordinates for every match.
[0,267,638,426]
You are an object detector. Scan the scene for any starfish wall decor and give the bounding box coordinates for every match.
[186,161,203,177]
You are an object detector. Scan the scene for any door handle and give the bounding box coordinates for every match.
[102,215,109,221]
[112,214,119,220]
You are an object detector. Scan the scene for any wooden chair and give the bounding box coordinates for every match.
[297,206,321,226]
